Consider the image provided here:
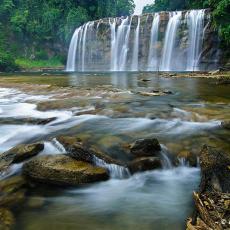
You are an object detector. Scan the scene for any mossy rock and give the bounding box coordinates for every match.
[57,136,123,166]
[0,208,15,230]
[0,176,26,209]
[23,155,109,186]
[0,176,26,194]
[1,143,44,166]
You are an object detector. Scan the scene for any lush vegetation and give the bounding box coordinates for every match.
[0,0,134,71]
[143,0,230,57]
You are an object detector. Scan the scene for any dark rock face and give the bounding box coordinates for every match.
[187,146,230,230]
[22,155,109,186]
[130,138,161,158]
[57,136,123,166]
[128,157,162,174]
[199,145,230,193]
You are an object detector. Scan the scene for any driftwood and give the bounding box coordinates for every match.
[187,145,230,230]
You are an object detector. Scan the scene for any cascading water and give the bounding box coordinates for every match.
[147,13,160,71]
[110,17,133,71]
[66,9,218,72]
[186,10,205,71]
[160,12,182,71]
[131,16,140,71]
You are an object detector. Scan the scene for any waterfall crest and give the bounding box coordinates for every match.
[66,9,218,72]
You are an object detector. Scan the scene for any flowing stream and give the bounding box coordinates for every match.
[0,72,229,230]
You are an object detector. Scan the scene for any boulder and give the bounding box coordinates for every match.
[0,143,44,168]
[57,136,123,165]
[0,208,15,230]
[23,155,109,186]
[130,138,161,158]
[128,157,162,174]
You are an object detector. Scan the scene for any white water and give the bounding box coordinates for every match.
[186,10,205,71]
[93,156,130,179]
[131,16,140,71]
[66,9,212,72]
[148,13,160,70]
[160,12,182,71]
[110,17,133,71]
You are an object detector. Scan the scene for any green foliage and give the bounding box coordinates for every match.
[15,57,63,69]
[0,52,18,72]
[0,0,134,71]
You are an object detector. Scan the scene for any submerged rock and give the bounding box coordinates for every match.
[57,136,123,166]
[0,176,26,209]
[23,155,109,186]
[1,143,44,166]
[130,138,161,158]
[0,208,15,230]
[128,157,162,174]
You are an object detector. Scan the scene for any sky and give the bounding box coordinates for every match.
[134,0,154,15]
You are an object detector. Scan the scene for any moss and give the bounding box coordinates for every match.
[15,57,64,70]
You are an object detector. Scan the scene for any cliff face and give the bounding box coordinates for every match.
[67,10,220,72]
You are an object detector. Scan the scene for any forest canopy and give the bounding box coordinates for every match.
[0,0,135,70]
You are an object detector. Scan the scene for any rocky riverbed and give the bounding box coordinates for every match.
[0,72,229,230]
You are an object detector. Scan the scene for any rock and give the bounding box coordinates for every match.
[37,117,56,125]
[0,176,26,194]
[23,155,109,186]
[199,145,230,193]
[57,136,123,166]
[138,91,164,96]
[128,157,162,174]
[130,138,161,158]
[0,208,15,230]
[26,196,45,209]
[1,143,44,165]
[221,121,230,130]
[139,79,151,82]
[209,69,220,75]
[177,150,198,167]
[0,176,26,209]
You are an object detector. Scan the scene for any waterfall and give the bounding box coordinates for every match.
[110,17,132,71]
[66,9,217,72]
[186,10,205,71]
[160,12,182,71]
[131,16,140,71]
[148,13,160,71]
[66,28,81,71]
[93,156,130,179]
[110,18,117,71]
